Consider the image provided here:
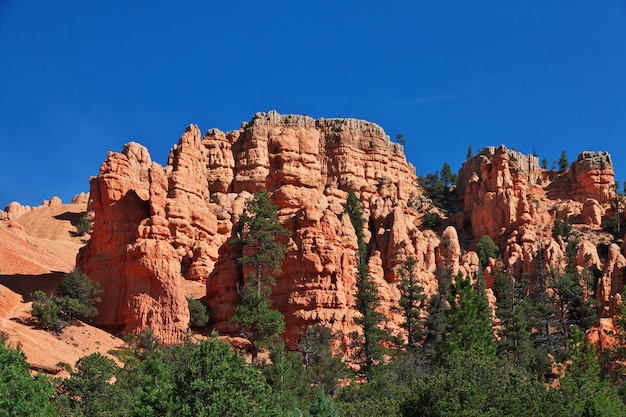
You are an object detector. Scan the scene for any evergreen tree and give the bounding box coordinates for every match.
[557,330,626,416]
[345,190,390,381]
[31,271,101,331]
[547,233,599,352]
[493,273,536,370]
[54,353,132,417]
[260,342,314,415]
[466,144,473,159]
[475,235,499,268]
[423,266,453,363]
[395,256,426,350]
[600,290,626,396]
[306,394,339,417]
[56,271,101,323]
[418,172,446,209]
[400,351,556,417]
[231,190,288,354]
[558,150,569,171]
[0,341,56,417]
[439,163,457,187]
[444,273,497,358]
[123,338,281,417]
[609,182,625,238]
[523,268,559,373]
[300,325,346,395]
[75,215,91,236]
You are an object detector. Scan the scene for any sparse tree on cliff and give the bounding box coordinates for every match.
[558,150,569,171]
[345,190,391,381]
[439,162,457,187]
[231,190,288,354]
[607,182,625,238]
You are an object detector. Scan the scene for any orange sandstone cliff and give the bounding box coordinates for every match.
[75,112,625,349]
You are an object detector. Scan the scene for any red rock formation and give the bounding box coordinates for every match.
[546,151,615,204]
[79,112,431,346]
[597,244,626,317]
[77,143,190,344]
[79,113,621,351]
[1,201,31,220]
[581,198,604,227]
[458,145,622,324]
[203,112,425,345]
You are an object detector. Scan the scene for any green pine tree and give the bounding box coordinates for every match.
[300,325,346,395]
[476,235,499,268]
[0,341,56,417]
[423,266,453,363]
[558,329,626,416]
[345,190,391,381]
[439,162,457,187]
[558,150,569,171]
[231,190,288,355]
[395,256,426,350]
[444,273,496,358]
[493,273,537,370]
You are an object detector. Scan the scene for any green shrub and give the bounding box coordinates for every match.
[553,213,574,240]
[76,215,91,236]
[31,272,101,331]
[187,297,210,328]
[0,342,56,416]
[602,216,620,239]
[31,290,65,331]
[57,272,101,322]
[422,212,441,229]
[476,235,499,267]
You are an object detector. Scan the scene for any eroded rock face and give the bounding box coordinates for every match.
[203,112,426,345]
[1,202,31,220]
[77,143,190,344]
[458,146,622,315]
[597,244,626,317]
[79,114,621,349]
[79,112,432,346]
[546,151,615,204]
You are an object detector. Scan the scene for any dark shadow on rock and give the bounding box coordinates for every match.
[0,272,64,301]
[54,211,86,227]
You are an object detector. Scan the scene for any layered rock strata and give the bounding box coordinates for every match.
[78,111,448,345]
[458,145,622,317]
[79,115,623,348]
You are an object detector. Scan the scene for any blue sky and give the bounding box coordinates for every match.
[1,1,625,208]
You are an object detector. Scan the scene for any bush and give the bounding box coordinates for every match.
[76,215,91,236]
[602,216,621,239]
[31,290,65,331]
[187,297,209,328]
[553,213,574,240]
[0,342,56,416]
[476,235,499,267]
[31,272,101,331]
[422,212,441,229]
[57,272,101,322]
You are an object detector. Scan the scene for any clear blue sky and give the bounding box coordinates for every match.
[1,1,625,208]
